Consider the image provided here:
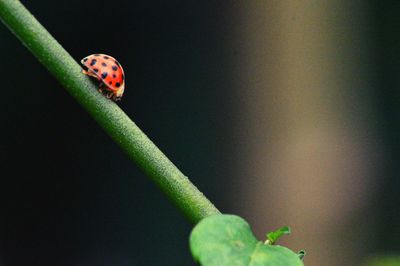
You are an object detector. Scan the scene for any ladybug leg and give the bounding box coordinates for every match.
[82,69,100,80]
[112,95,121,101]
[98,82,105,94]
[97,84,113,100]
[105,92,114,99]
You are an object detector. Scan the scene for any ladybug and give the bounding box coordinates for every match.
[80,54,125,101]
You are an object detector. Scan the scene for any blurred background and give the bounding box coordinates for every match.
[0,0,399,265]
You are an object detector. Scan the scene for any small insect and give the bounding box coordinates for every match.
[80,54,125,101]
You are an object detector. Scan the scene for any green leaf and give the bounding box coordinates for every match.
[266,226,291,245]
[190,214,304,266]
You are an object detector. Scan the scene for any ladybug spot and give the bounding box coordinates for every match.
[101,72,108,79]
[109,81,112,85]
[90,59,97,66]
[112,65,118,71]
[103,55,109,59]
[83,58,88,62]
[116,82,121,88]
[102,62,107,67]
[93,68,99,73]
[112,74,116,78]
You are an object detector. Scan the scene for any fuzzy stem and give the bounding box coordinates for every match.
[0,0,220,224]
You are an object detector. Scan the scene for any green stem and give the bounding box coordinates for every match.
[0,0,220,224]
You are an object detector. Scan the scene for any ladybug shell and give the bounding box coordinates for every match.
[80,54,125,98]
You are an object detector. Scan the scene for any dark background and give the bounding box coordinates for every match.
[0,1,399,265]
[0,1,237,265]
[374,0,400,253]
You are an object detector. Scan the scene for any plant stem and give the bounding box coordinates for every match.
[0,0,220,224]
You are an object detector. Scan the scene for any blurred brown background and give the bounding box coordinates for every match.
[232,2,380,265]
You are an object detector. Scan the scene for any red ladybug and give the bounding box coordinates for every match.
[80,54,125,101]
